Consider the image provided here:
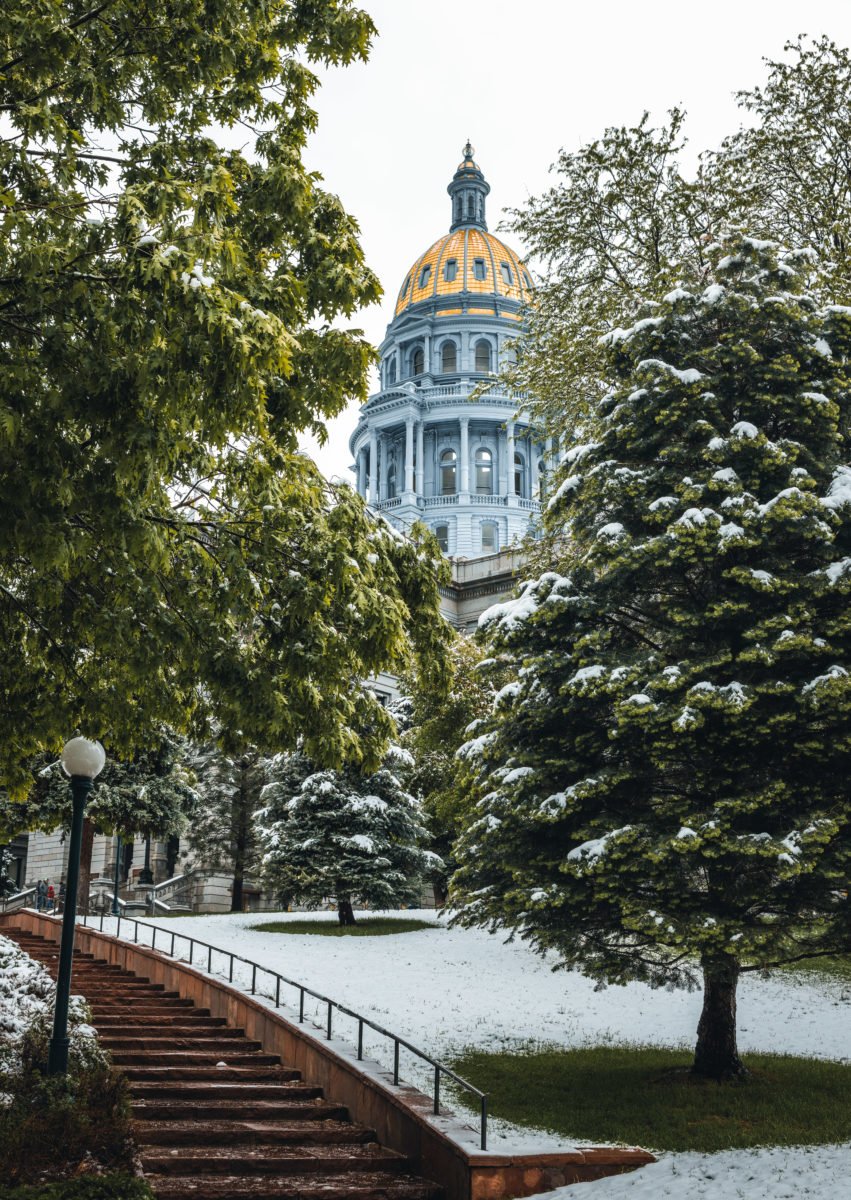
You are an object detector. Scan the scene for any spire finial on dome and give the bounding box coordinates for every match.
[448,141,489,232]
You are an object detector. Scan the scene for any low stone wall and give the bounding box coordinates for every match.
[2,910,654,1200]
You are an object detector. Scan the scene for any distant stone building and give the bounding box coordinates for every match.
[350,144,550,599]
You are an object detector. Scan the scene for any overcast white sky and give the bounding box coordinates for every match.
[299,0,851,481]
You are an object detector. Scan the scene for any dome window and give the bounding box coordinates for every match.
[419,265,432,289]
[412,346,424,376]
[500,263,513,286]
[435,523,449,554]
[474,339,492,372]
[523,270,532,289]
[475,447,493,495]
[441,341,457,373]
[440,448,457,495]
[399,273,411,299]
[473,258,487,281]
[481,522,498,553]
[537,458,547,502]
[514,451,526,498]
[444,258,458,282]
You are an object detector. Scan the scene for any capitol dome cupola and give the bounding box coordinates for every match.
[448,141,490,231]
[349,145,553,573]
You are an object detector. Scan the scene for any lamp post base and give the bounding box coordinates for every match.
[46,1035,70,1076]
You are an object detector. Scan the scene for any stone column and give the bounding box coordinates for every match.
[405,416,415,495]
[530,440,539,501]
[507,421,516,497]
[357,448,367,497]
[368,430,378,504]
[416,421,425,498]
[423,336,431,376]
[459,416,470,495]
[499,425,509,497]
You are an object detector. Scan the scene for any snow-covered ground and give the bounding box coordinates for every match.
[78,909,850,1198]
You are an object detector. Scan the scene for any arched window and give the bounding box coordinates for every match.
[386,454,397,500]
[387,358,397,386]
[444,258,457,282]
[481,522,497,553]
[441,341,457,373]
[474,339,492,372]
[473,258,487,281]
[537,458,547,502]
[440,448,457,495]
[467,194,475,219]
[412,346,424,376]
[500,262,513,286]
[475,447,493,495]
[435,524,449,554]
[419,265,431,289]
[514,452,526,498]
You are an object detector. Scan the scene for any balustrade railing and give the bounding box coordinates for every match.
[66,909,489,1149]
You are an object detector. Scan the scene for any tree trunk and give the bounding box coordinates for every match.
[693,955,746,1079]
[337,898,356,926]
[77,817,95,914]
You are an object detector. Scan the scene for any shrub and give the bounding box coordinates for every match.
[0,1173,153,1200]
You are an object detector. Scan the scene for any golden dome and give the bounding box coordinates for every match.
[394,227,532,317]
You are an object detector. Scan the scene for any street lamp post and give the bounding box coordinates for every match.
[112,834,122,917]
[47,736,106,1076]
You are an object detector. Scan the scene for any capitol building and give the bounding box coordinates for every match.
[349,144,549,594]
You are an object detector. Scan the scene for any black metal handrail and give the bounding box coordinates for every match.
[69,908,489,1149]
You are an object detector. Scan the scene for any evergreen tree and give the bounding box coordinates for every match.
[257,749,439,924]
[0,0,450,797]
[451,233,851,1079]
[399,639,508,899]
[184,745,269,912]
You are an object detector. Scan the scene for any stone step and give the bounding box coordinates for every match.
[135,1120,377,1147]
[143,1170,443,1200]
[97,1024,241,1037]
[132,1100,349,1123]
[131,1083,323,1102]
[95,1015,227,1028]
[90,1001,198,1013]
[100,1037,265,1053]
[140,1144,411,1177]
[112,1051,283,1068]
[124,1066,302,1083]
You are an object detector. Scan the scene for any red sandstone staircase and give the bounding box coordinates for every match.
[7,928,443,1200]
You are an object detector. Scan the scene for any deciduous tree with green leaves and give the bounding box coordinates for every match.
[0,0,449,798]
[451,233,851,1079]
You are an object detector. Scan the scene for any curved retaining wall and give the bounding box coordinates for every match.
[1,911,654,1199]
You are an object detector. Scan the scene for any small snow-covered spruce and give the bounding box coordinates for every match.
[256,749,440,925]
[450,232,851,1082]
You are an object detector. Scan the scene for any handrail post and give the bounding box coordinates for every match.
[299,988,304,1023]
[326,1000,332,1039]
[357,1020,364,1061]
[229,955,234,983]
[133,920,138,944]
[116,915,121,939]
[208,945,212,973]
[275,977,281,1008]
[481,1095,488,1151]
[152,927,156,951]
[251,964,256,994]
[188,938,193,964]
[99,912,104,932]
[171,931,175,957]
[393,1039,399,1085]
[434,1067,440,1115]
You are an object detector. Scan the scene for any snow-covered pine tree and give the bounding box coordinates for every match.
[184,746,270,912]
[451,232,851,1079]
[256,749,439,924]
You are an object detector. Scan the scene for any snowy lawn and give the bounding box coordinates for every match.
[82,909,851,1198]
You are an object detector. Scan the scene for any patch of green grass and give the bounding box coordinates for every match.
[783,954,851,984]
[449,1046,851,1153]
[248,917,436,937]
